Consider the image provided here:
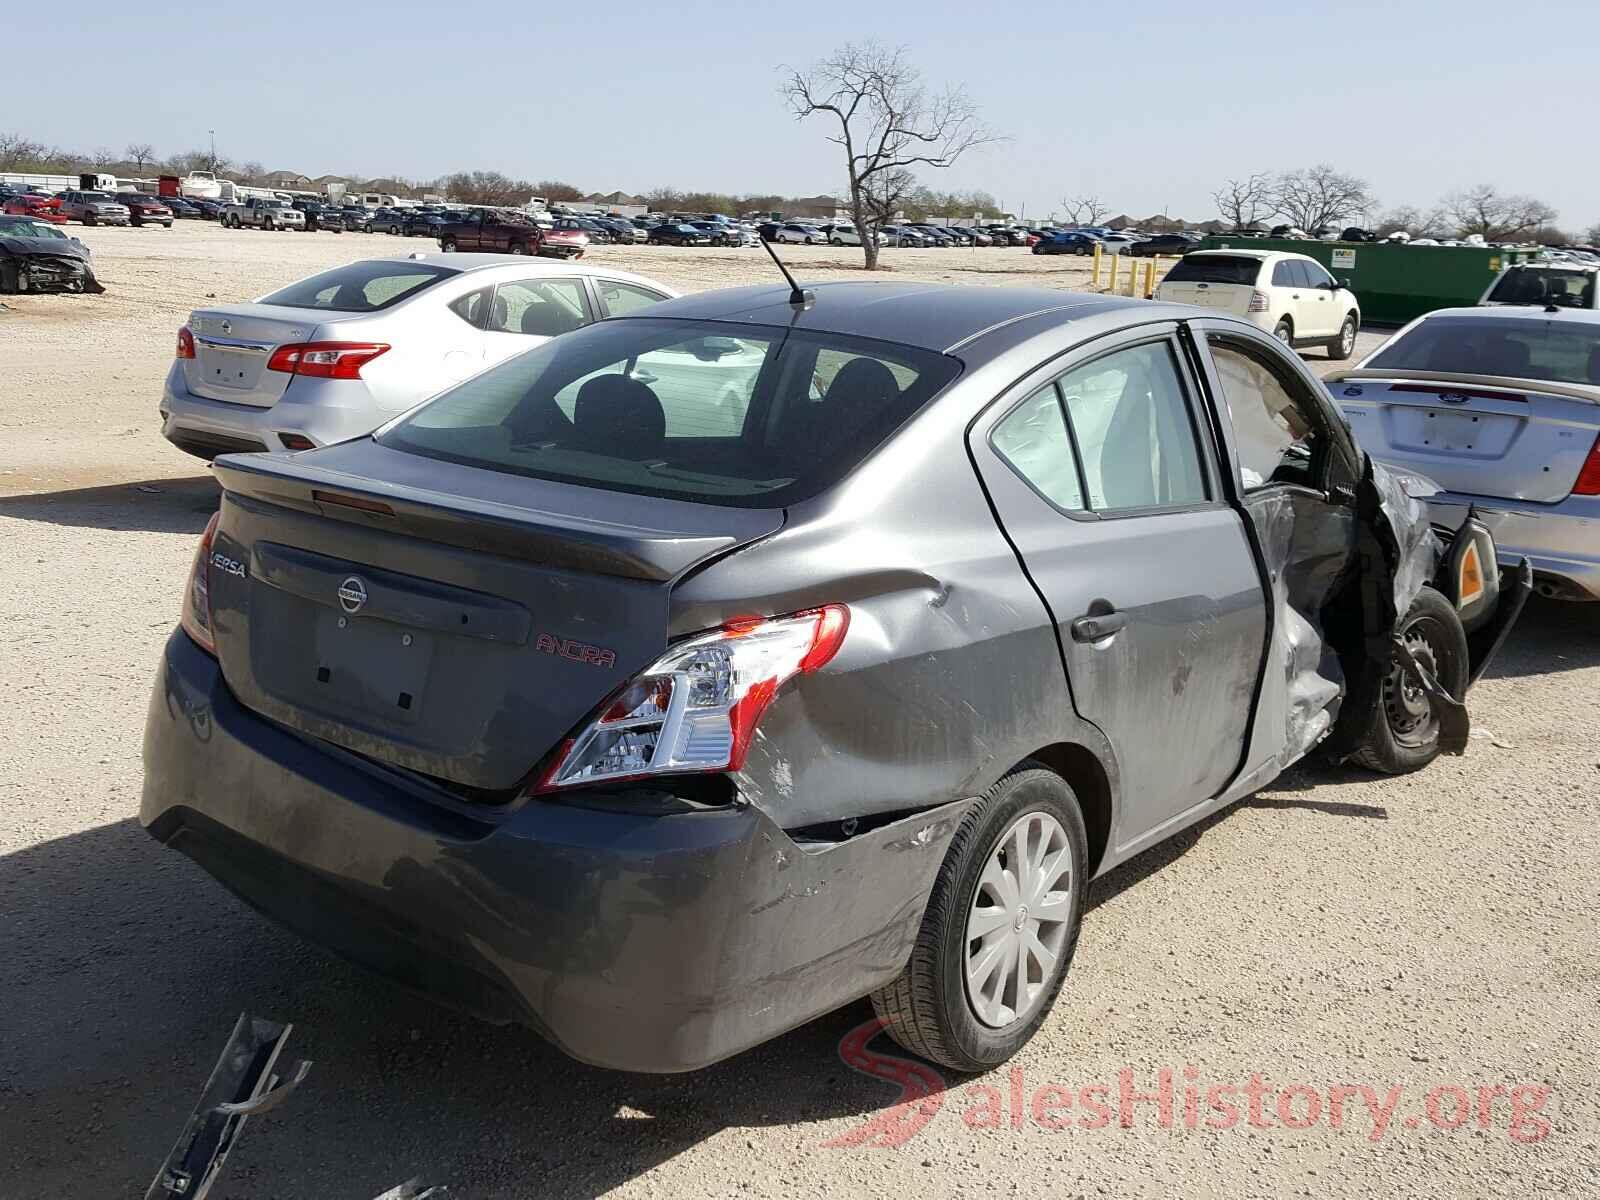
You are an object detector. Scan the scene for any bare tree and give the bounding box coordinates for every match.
[1212,173,1276,230]
[1060,194,1109,226]
[1444,185,1558,242]
[91,146,117,168]
[1272,165,1374,232]
[861,167,917,227]
[0,132,48,170]
[533,179,584,202]
[1585,222,1600,248]
[781,42,999,269]
[125,142,156,173]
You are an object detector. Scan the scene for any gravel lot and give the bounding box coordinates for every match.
[1,221,1594,1198]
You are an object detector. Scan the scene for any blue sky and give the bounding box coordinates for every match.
[11,1,1598,228]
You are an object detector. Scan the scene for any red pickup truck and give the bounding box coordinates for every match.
[436,211,587,259]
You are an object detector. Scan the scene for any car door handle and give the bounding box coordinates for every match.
[1070,611,1126,642]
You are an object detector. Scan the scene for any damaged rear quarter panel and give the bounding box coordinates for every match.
[669,390,1119,835]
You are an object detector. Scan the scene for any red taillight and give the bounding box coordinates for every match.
[266,341,390,380]
[1574,432,1600,496]
[179,512,221,656]
[175,326,195,359]
[1248,289,1270,313]
[535,604,851,793]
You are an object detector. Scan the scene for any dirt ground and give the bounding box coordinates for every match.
[0,221,1594,1199]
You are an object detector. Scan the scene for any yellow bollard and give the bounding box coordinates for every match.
[1142,259,1156,299]
[1108,255,1119,295]
[1091,243,1103,289]
[1126,255,1138,297]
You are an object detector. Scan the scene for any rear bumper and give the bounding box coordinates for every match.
[1425,491,1600,601]
[160,363,379,457]
[140,631,963,1072]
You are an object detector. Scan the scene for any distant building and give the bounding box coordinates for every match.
[263,171,313,189]
[788,193,845,219]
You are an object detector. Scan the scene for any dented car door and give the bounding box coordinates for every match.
[969,324,1267,844]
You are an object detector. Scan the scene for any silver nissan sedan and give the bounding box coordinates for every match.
[142,281,1524,1074]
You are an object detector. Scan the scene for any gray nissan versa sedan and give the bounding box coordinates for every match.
[142,281,1527,1074]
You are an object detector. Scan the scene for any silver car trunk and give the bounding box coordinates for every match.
[205,440,783,790]
[184,304,359,408]
[1336,374,1600,503]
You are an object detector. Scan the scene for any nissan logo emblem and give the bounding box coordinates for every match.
[337,576,368,614]
[220,320,232,334]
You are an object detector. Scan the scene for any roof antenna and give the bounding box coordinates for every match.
[761,237,815,308]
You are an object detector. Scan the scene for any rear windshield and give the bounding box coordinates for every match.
[1486,267,1595,308]
[1367,316,1600,386]
[378,317,962,507]
[1163,255,1263,285]
[258,260,456,313]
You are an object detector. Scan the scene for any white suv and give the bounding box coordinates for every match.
[1156,249,1361,359]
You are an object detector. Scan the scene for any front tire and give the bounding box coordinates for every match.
[871,764,1087,1072]
[440,237,457,252]
[1328,313,1358,360]
[509,242,527,255]
[1353,586,1469,775]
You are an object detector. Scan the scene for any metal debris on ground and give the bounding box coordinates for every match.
[144,1013,313,1200]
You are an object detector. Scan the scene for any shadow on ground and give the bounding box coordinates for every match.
[0,476,218,534]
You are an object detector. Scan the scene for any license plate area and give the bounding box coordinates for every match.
[200,347,266,390]
[308,609,435,724]
[1384,406,1521,458]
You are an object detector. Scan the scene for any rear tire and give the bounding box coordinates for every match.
[1328,313,1358,360]
[1272,316,1294,345]
[870,764,1088,1072]
[1352,586,1469,775]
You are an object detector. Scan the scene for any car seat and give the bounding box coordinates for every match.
[519,299,585,337]
[572,374,666,458]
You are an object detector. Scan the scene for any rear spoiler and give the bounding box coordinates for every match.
[211,453,772,583]
[1327,368,1600,407]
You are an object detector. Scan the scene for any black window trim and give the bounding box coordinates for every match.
[982,325,1225,523]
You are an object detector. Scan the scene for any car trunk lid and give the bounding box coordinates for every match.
[1332,374,1600,502]
[204,439,782,790]
[184,304,356,407]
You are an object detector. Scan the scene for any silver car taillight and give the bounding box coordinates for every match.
[534,606,850,792]
[1248,290,1270,312]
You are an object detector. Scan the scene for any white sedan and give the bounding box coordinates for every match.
[159,254,678,459]
[826,224,886,247]
[774,223,825,245]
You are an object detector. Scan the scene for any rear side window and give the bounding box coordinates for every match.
[379,318,961,506]
[485,278,590,336]
[990,341,1209,516]
[260,261,456,312]
[596,279,668,317]
[1165,255,1263,286]
[1367,315,1600,385]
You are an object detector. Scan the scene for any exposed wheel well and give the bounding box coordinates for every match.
[1025,743,1112,876]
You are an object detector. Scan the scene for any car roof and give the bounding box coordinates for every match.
[1183,248,1277,261]
[384,253,675,292]
[618,281,1153,354]
[1417,305,1600,325]
[1501,261,1600,273]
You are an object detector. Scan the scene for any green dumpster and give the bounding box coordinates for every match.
[1195,236,1539,326]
